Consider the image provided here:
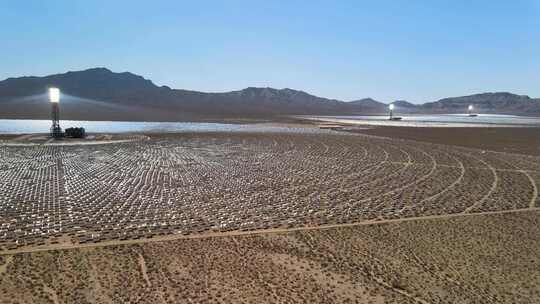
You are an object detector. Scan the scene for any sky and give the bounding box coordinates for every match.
[1,0,539,103]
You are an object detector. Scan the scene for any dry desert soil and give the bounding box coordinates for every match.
[1,211,539,304]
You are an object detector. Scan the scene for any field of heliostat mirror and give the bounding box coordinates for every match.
[1,129,539,303]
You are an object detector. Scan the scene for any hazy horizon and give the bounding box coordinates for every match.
[1,0,539,104]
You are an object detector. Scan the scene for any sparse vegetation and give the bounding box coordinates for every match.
[0,211,538,303]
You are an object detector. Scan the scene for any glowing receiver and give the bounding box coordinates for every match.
[49,88,60,103]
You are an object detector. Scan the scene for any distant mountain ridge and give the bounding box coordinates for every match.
[393,100,416,108]
[0,68,365,120]
[349,98,386,108]
[0,68,538,121]
[421,92,540,114]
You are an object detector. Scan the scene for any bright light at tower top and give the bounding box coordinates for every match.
[49,88,60,103]
[468,105,473,111]
[389,104,394,110]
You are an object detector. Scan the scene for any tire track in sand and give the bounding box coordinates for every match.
[521,170,538,208]
[462,153,499,214]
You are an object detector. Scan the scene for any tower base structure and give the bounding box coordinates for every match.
[50,99,63,139]
[50,126,64,139]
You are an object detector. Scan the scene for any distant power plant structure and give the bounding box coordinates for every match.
[48,88,86,139]
[65,127,86,138]
[49,88,62,138]
[388,103,402,121]
[468,105,478,117]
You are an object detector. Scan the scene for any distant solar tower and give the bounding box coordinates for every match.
[49,88,63,138]
[388,103,395,120]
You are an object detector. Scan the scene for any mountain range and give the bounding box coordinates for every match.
[0,68,539,121]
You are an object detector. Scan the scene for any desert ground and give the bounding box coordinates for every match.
[349,126,540,156]
[1,211,539,304]
[1,128,539,303]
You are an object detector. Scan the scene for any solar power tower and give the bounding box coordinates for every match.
[49,88,63,138]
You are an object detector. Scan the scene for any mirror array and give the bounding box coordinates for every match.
[1,131,539,251]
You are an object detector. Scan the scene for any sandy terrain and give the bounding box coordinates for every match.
[345,126,540,156]
[0,210,538,303]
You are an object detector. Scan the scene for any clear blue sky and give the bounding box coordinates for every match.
[1,0,539,103]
